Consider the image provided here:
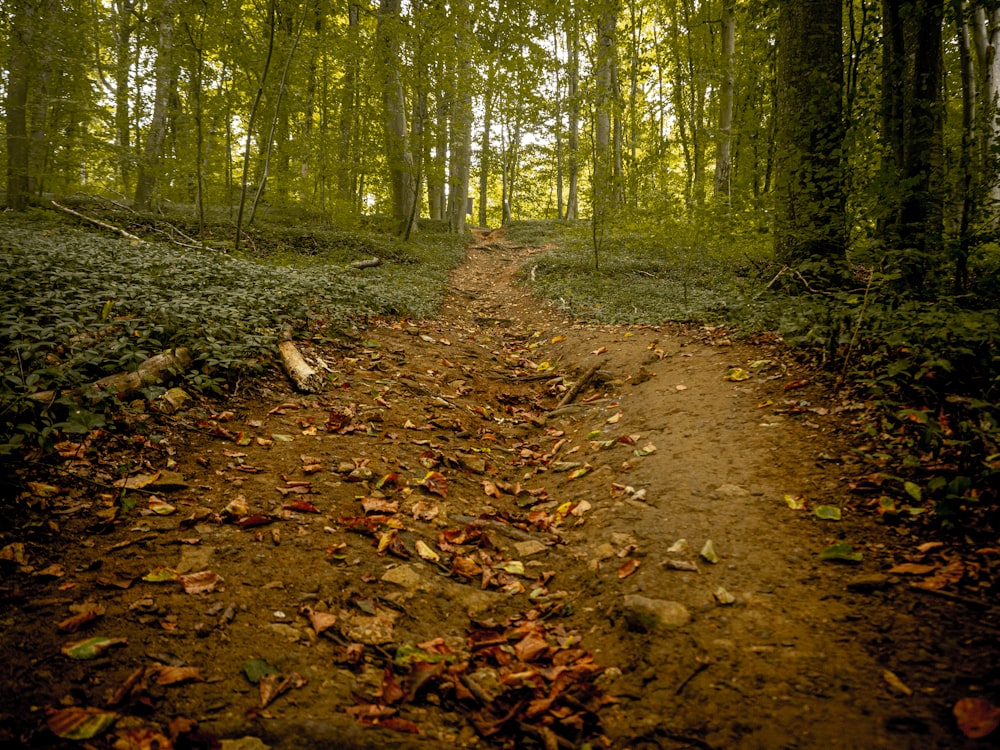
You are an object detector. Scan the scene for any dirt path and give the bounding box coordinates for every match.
[2,240,997,749]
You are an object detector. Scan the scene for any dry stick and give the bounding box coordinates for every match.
[347,257,382,270]
[554,359,605,410]
[30,347,192,404]
[51,201,142,241]
[910,584,995,611]
[277,339,324,394]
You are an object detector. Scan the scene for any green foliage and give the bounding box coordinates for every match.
[0,211,464,454]
[521,214,772,324]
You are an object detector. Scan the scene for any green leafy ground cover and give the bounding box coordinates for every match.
[0,208,464,453]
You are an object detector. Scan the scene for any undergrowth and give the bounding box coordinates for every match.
[0,206,464,454]
[512,215,999,535]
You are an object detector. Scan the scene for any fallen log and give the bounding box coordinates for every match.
[553,360,605,410]
[278,340,324,393]
[30,348,192,404]
[348,257,381,270]
[51,200,142,241]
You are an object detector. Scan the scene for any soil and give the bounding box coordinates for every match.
[2,237,998,750]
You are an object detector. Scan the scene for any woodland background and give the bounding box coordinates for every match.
[1,0,998,532]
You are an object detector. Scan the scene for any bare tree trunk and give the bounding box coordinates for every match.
[954,0,976,291]
[114,0,135,195]
[593,0,620,215]
[235,0,275,251]
[448,9,474,234]
[478,70,495,227]
[6,0,43,211]
[377,0,417,235]
[553,28,565,221]
[134,0,177,212]
[713,0,736,200]
[972,6,1000,201]
[566,1,580,220]
[248,2,307,225]
[774,0,846,270]
[337,3,360,203]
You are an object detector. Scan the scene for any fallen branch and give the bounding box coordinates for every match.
[278,340,324,393]
[30,348,192,404]
[347,257,381,270]
[51,200,142,241]
[450,514,553,544]
[554,360,605,410]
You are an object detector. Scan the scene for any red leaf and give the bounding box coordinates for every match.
[617,558,641,579]
[954,697,1000,739]
[420,471,448,498]
[238,514,273,528]
[283,501,320,514]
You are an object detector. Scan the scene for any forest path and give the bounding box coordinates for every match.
[2,236,990,750]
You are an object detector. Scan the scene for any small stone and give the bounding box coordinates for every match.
[150,470,188,492]
[846,574,891,593]
[514,540,547,557]
[622,594,691,633]
[713,483,750,499]
[176,545,215,575]
[381,565,433,593]
[265,623,302,642]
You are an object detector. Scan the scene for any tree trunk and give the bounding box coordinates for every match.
[448,8,475,234]
[880,0,945,290]
[5,0,42,211]
[713,0,736,200]
[377,0,417,235]
[566,2,581,221]
[593,0,620,217]
[478,70,495,227]
[773,0,846,272]
[134,0,177,212]
[337,3,360,204]
[972,6,1000,201]
[235,0,275,250]
[953,0,976,291]
[114,0,135,195]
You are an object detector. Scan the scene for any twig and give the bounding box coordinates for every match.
[51,201,142,241]
[554,360,605,410]
[450,514,552,544]
[675,661,711,695]
[753,265,789,299]
[910,584,995,611]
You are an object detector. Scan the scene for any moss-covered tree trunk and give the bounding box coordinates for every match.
[773,0,846,273]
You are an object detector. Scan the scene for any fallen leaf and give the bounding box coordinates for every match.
[662,559,699,572]
[633,442,657,457]
[567,465,592,480]
[419,471,448,498]
[887,563,937,576]
[46,706,118,740]
[147,497,176,515]
[259,671,307,708]
[700,540,720,564]
[818,542,863,563]
[243,658,280,684]
[142,567,180,583]
[62,636,128,660]
[606,412,623,424]
[58,605,106,633]
[667,538,688,553]
[813,505,842,521]
[151,665,204,686]
[283,500,321,513]
[954,697,1000,739]
[784,494,807,510]
[723,367,751,382]
[178,570,223,594]
[299,605,338,635]
[882,669,912,696]
[415,540,440,562]
[617,558,641,579]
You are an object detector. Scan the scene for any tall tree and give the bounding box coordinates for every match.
[134,0,177,211]
[880,0,945,289]
[593,0,621,216]
[5,0,48,210]
[714,0,736,200]
[377,0,417,234]
[565,0,581,220]
[773,0,846,270]
[448,5,475,234]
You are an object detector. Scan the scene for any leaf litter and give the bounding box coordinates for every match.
[1,238,997,750]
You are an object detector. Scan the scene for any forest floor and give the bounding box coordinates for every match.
[2,233,999,750]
